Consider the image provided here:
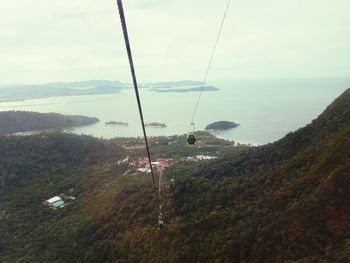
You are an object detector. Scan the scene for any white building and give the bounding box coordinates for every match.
[44,196,65,209]
[196,155,217,160]
[137,168,151,173]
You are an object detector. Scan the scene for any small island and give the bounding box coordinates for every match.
[205,121,240,131]
[145,122,167,128]
[105,121,128,126]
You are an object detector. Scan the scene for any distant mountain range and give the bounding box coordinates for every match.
[0,80,128,101]
[143,81,218,93]
[0,80,218,101]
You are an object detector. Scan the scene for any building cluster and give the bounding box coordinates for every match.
[118,156,175,174]
[184,155,218,161]
[117,154,216,176]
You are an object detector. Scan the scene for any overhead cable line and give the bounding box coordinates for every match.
[188,0,231,132]
[116,0,157,192]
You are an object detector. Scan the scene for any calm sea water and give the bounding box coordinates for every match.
[0,79,349,145]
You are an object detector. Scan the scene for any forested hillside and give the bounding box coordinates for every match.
[165,88,350,262]
[0,111,99,135]
[0,89,349,262]
[0,134,126,262]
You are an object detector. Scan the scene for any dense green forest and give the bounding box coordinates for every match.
[0,111,99,135]
[165,88,350,262]
[0,89,349,262]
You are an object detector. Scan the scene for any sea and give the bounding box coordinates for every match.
[0,78,349,145]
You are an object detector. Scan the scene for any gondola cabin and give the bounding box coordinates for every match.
[187,134,196,145]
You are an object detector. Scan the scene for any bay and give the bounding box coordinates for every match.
[0,78,348,145]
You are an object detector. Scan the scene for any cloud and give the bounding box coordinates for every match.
[0,0,349,85]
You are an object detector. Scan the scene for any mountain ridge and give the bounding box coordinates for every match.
[166,88,350,262]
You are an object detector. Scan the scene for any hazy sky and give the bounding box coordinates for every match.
[1,0,350,85]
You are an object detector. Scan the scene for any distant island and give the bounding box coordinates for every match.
[0,80,218,102]
[145,122,167,128]
[105,121,128,126]
[152,85,219,93]
[0,80,127,102]
[205,121,240,131]
[146,80,203,88]
[0,111,99,136]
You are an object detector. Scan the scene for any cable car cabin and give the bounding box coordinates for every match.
[158,219,164,229]
[187,134,196,145]
[158,213,164,229]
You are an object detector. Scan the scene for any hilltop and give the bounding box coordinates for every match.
[0,89,349,262]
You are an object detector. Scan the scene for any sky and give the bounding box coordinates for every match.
[1,0,350,85]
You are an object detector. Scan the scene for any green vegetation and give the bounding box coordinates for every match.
[0,89,349,262]
[147,131,240,158]
[0,111,99,135]
[165,88,350,262]
[0,133,126,262]
[205,121,240,130]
